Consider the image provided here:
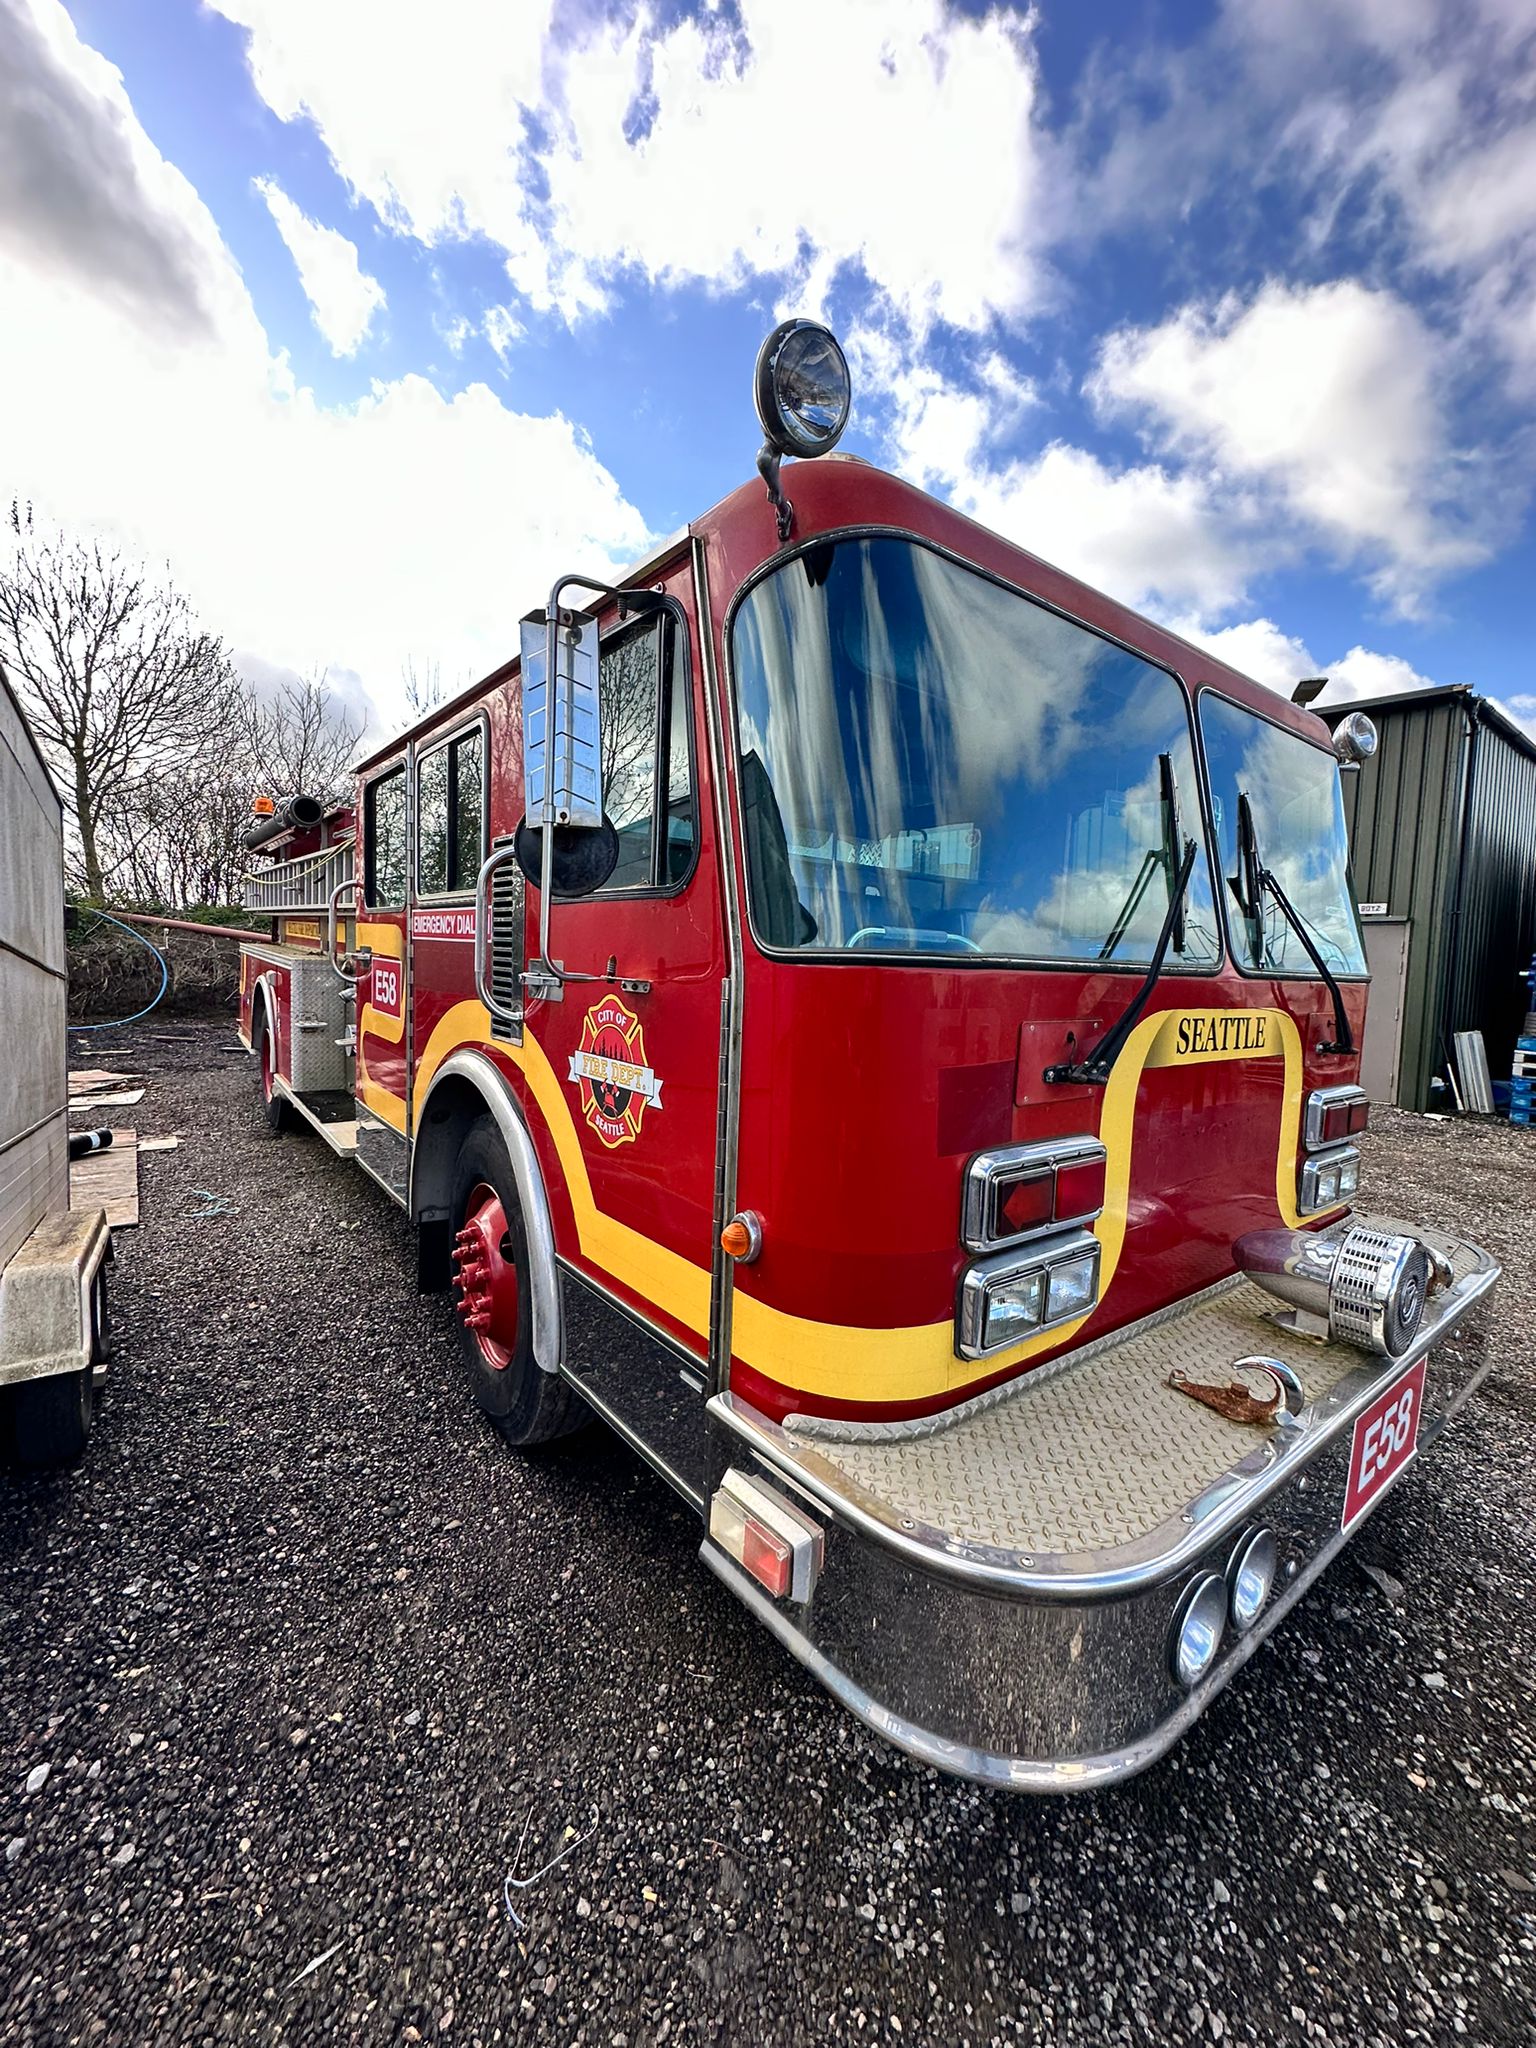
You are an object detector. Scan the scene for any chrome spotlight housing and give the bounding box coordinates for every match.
[1332,710,1378,765]
[1233,1223,1432,1357]
[754,319,852,459]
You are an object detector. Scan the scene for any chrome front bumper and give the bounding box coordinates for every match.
[701,1222,1500,1792]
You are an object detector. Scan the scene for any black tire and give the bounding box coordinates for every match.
[254,1006,290,1132]
[10,1368,93,1467]
[448,1114,578,1446]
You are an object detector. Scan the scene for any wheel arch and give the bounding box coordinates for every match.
[250,971,281,1070]
[410,1050,563,1376]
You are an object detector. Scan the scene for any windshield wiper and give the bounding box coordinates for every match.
[1045,832,1200,1086]
[1098,752,1186,962]
[1235,791,1355,1056]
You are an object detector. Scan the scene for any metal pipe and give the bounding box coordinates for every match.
[97,909,270,943]
[241,794,326,849]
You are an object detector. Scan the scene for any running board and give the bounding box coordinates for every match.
[275,1081,358,1157]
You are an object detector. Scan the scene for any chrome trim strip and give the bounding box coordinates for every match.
[709,1230,1500,1602]
[695,535,746,1398]
[412,1049,563,1375]
[573,1373,704,1512]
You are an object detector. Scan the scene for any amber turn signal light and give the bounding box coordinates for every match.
[720,1212,763,1264]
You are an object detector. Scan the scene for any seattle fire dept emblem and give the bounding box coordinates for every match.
[568,995,662,1148]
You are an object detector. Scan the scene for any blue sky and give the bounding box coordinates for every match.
[2,0,1533,739]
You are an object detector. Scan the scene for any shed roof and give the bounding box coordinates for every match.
[1325,682,1536,764]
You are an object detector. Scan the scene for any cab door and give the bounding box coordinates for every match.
[524,568,723,1501]
[355,759,411,1201]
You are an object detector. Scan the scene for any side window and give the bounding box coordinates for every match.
[597,617,697,892]
[365,767,407,907]
[417,725,485,894]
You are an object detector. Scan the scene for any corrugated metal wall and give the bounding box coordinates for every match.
[1338,695,1467,1111]
[1448,713,1536,1087]
[1336,689,1536,1110]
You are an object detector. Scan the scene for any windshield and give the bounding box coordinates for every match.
[1199,694,1367,977]
[730,536,1220,965]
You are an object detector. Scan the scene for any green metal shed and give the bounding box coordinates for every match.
[1326,685,1536,1112]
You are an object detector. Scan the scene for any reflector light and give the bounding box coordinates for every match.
[999,1172,1053,1237]
[720,1211,763,1263]
[708,1469,824,1603]
[1227,1528,1278,1633]
[963,1137,1107,1253]
[1304,1084,1368,1152]
[741,1519,793,1599]
[1054,1155,1107,1223]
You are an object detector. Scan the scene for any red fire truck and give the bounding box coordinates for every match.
[239,322,1500,1790]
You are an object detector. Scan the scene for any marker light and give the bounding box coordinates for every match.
[709,1469,823,1603]
[1304,1085,1369,1149]
[720,1212,763,1263]
[963,1138,1107,1254]
[252,794,276,817]
[753,320,852,459]
[1227,1528,1278,1633]
[1171,1573,1228,1689]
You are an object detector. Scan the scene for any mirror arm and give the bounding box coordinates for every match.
[756,443,794,543]
[523,573,657,1003]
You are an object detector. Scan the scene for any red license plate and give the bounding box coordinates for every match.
[1341,1360,1427,1531]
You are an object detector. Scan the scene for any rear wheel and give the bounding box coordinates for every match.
[448,1114,578,1446]
[255,1007,290,1131]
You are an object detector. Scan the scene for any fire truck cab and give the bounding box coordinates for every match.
[240,323,1500,1790]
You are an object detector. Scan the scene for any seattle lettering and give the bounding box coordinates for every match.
[1175,1012,1269,1057]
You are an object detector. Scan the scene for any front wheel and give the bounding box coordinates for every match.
[448,1115,578,1446]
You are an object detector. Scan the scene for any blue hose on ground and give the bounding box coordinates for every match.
[71,907,171,1032]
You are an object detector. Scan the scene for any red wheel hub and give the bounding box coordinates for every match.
[452,1184,520,1370]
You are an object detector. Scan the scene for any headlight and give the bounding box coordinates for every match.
[1298,1144,1359,1214]
[753,320,851,459]
[1170,1573,1227,1689]
[956,1228,1101,1359]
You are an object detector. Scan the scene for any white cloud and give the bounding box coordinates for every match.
[1159,617,1319,697]
[211,0,1051,338]
[1091,280,1489,614]
[482,304,523,364]
[0,1,648,735]
[255,174,385,356]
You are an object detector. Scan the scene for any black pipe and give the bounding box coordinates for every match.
[241,794,325,849]
[69,1128,114,1159]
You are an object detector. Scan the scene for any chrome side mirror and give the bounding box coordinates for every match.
[520,606,603,828]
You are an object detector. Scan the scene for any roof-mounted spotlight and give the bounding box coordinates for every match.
[1332,709,1378,767]
[752,319,852,543]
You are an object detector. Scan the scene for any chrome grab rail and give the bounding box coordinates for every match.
[327,877,367,984]
[474,844,523,1016]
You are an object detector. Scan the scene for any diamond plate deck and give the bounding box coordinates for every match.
[784,1222,1479,1559]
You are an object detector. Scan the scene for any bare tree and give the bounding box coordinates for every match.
[401,655,446,721]
[0,502,241,899]
[244,669,366,802]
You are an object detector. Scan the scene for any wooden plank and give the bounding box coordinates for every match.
[70,1128,140,1229]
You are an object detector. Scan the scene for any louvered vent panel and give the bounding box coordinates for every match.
[489,847,525,1040]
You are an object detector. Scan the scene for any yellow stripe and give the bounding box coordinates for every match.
[410,1003,1305,1404]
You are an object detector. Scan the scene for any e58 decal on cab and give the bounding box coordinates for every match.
[568,995,662,1149]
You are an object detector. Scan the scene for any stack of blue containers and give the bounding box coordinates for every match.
[1514,952,1536,1127]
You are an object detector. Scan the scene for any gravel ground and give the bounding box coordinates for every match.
[2,1021,1533,2048]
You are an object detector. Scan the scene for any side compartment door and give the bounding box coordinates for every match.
[526,572,723,1501]
[355,760,411,1201]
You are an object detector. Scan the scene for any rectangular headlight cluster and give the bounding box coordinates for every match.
[1299,1144,1361,1214]
[962,1137,1107,1254]
[1304,1084,1369,1150]
[957,1227,1102,1360]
